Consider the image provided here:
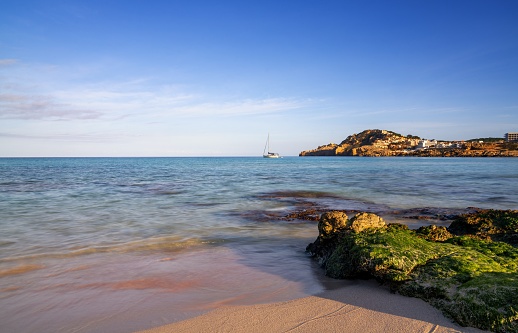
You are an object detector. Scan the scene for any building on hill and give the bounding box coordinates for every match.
[417,139,438,149]
[505,133,518,142]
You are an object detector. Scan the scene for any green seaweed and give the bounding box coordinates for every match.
[444,272,518,332]
[448,210,518,246]
[313,223,518,332]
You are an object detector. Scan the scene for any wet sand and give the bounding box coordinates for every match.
[136,279,488,333]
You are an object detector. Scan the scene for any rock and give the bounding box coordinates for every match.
[307,209,518,333]
[348,212,386,232]
[448,209,518,246]
[318,211,386,237]
[300,129,414,156]
[415,225,453,242]
[299,143,338,156]
[307,211,387,270]
[299,129,518,157]
[318,211,348,237]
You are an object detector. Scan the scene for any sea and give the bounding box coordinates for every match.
[1,157,517,333]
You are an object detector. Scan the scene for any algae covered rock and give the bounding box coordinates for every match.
[324,225,443,281]
[307,210,518,333]
[416,225,453,242]
[398,236,518,332]
[308,211,386,267]
[448,209,518,246]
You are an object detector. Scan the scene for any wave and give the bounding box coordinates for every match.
[0,264,45,278]
[0,236,224,265]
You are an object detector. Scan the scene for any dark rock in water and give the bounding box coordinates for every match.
[282,208,321,221]
[307,210,518,333]
[390,207,477,222]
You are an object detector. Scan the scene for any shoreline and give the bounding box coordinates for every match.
[135,279,488,333]
[2,158,515,332]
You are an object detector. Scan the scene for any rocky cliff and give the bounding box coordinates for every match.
[299,129,518,157]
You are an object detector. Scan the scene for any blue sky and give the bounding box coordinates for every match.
[1,0,517,156]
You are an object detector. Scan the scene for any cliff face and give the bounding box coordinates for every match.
[299,129,518,157]
[300,129,419,157]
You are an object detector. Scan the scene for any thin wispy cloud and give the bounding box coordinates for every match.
[0,59,18,66]
[53,73,313,118]
[0,92,102,120]
[0,60,101,120]
[167,97,308,118]
[1,60,311,121]
[0,131,113,142]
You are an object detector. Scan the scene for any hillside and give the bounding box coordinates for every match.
[299,129,518,157]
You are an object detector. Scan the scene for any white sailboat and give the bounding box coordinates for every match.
[263,133,280,158]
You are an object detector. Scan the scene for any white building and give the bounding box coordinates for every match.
[417,139,437,149]
[505,132,518,142]
[417,140,429,149]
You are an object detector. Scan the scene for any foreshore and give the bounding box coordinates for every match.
[136,207,518,333]
[136,279,487,333]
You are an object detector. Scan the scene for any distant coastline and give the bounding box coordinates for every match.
[299,129,518,157]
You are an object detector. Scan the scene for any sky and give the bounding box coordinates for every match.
[1,0,517,157]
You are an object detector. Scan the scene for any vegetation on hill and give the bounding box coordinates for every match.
[467,137,505,142]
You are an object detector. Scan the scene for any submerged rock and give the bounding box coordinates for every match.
[307,210,518,333]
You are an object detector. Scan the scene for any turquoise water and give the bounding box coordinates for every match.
[0,157,517,332]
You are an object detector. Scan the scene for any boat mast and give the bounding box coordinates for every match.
[264,133,270,155]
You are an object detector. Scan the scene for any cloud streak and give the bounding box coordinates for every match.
[163,97,308,118]
[0,59,18,67]
[0,86,307,121]
[0,131,96,141]
[0,92,102,120]
[0,60,311,121]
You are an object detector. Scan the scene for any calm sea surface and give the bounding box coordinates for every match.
[1,157,517,332]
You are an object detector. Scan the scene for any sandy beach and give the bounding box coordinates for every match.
[136,280,488,333]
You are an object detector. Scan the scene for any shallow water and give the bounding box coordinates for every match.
[0,157,517,332]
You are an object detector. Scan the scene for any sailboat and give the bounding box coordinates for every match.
[263,133,280,158]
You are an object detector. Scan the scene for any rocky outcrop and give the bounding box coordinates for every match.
[448,209,518,246]
[415,225,453,242]
[300,129,416,156]
[347,212,386,232]
[318,211,349,237]
[307,210,518,332]
[299,129,518,157]
[317,211,386,236]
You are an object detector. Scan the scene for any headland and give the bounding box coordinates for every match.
[299,129,518,157]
